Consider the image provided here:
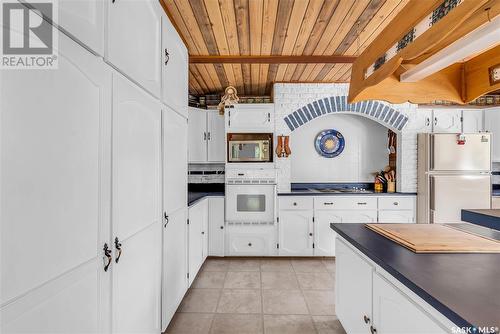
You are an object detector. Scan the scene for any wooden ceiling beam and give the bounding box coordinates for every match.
[189,55,357,64]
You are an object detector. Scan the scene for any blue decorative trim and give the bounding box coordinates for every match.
[284,96,408,132]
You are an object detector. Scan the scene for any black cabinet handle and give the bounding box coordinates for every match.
[370,325,377,334]
[103,243,112,272]
[202,231,205,235]
[248,243,252,247]
[324,202,334,205]
[357,202,367,205]
[164,49,170,65]
[293,202,297,206]
[309,233,313,236]
[363,315,370,324]
[393,202,399,206]
[220,226,224,229]
[114,237,122,263]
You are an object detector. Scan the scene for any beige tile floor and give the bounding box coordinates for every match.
[165,257,346,334]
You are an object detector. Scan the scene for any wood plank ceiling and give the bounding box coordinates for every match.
[161,0,410,96]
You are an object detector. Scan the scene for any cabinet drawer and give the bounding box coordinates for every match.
[279,197,314,210]
[314,197,377,210]
[226,225,276,256]
[378,197,415,210]
[378,210,415,223]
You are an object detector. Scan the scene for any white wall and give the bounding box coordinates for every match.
[290,114,388,183]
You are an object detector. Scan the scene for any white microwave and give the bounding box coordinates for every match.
[227,133,273,163]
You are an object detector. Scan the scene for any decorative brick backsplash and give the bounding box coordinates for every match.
[273,83,418,193]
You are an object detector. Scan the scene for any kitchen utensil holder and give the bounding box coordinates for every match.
[387,181,395,193]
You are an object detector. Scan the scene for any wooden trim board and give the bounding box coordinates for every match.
[365,224,500,253]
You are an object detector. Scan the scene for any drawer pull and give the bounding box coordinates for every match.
[220,226,224,229]
[293,202,297,206]
[357,202,367,205]
[248,243,252,247]
[309,233,313,236]
[324,202,334,205]
[363,315,371,324]
[393,202,399,205]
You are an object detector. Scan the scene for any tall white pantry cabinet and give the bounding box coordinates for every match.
[1,1,189,333]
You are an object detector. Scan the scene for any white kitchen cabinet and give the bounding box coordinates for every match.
[112,73,162,333]
[188,199,208,285]
[162,208,188,331]
[314,211,342,256]
[372,273,446,334]
[462,109,483,133]
[336,240,373,334]
[188,107,208,163]
[484,108,500,162]
[226,104,274,133]
[1,31,111,333]
[32,0,105,55]
[407,109,433,133]
[432,109,462,133]
[112,223,162,334]
[207,110,226,162]
[278,210,314,256]
[188,108,225,163]
[226,225,277,256]
[161,13,188,117]
[107,0,161,97]
[378,210,415,223]
[163,106,188,215]
[208,197,225,257]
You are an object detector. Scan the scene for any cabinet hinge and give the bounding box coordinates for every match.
[187,272,189,279]
[312,243,315,249]
[312,217,315,222]
[277,243,279,249]
[187,219,190,225]
[228,111,231,127]
[277,217,279,223]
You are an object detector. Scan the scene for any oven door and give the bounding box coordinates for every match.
[226,184,275,223]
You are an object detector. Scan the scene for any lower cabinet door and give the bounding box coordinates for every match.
[188,199,208,286]
[314,211,342,256]
[278,210,313,256]
[378,210,415,223]
[112,223,162,334]
[208,198,225,256]
[226,225,276,256]
[336,240,373,334]
[372,273,447,334]
[162,208,188,331]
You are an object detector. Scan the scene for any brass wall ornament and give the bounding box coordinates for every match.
[218,86,239,115]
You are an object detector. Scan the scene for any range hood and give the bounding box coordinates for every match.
[348,0,500,105]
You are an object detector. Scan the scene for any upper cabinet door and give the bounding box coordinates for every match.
[161,14,188,117]
[29,0,105,55]
[226,104,274,133]
[462,109,483,133]
[207,110,226,163]
[1,32,111,332]
[163,106,188,215]
[407,109,432,133]
[188,107,208,163]
[112,72,162,242]
[432,109,462,133]
[107,0,161,97]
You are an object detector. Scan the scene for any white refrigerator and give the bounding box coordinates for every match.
[417,133,491,224]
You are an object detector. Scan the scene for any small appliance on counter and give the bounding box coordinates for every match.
[227,133,273,163]
[417,133,492,224]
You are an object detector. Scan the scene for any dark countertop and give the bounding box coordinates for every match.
[330,223,500,330]
[278,189,416,196]
[188,191,224,206]
[461,209,500,231]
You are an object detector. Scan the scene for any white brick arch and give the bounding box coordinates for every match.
[283,96,409,133]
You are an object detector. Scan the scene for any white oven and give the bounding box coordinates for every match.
[225,168,276,224]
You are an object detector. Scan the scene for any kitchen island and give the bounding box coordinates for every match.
[331,223,500,334]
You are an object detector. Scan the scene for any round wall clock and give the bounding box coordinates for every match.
[314,129,345,158]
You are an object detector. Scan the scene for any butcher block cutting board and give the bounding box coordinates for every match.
[365,224,500,253]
